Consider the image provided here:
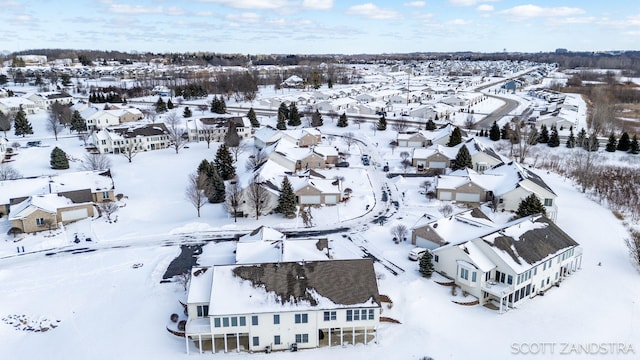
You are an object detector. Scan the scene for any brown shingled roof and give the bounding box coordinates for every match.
[232,259,380,307]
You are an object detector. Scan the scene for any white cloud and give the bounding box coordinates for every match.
[347,3,401,20]
[225,12,262,23]
[448,0,496,6]
[197,0,288,9]
[106,4,164,15]
[477,4,493,12]
[500,5,585,19]
[447,18,472,25]
[404,1,426,7]
[303,0,333,10]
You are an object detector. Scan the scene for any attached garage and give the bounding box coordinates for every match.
[439,191,452,201]
[324,195,338,205]
[455,193,481,202]
[429,161,447,168]
[408,141,423,147]
[299,195,321,204]
[61,208,89,222]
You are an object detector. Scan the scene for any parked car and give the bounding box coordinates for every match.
[361,154,370,165]
[408,247,427,261]
[336,161,350,168]
[27,141,41,147]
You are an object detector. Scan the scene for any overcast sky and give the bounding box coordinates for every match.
[2,0,639,54]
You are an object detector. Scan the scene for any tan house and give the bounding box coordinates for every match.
[9,194,95,233]
[291,177,341,205]
[397,132,430,148]
[435,175,490,204]
[412,146,453,174]
[281,128,322,148]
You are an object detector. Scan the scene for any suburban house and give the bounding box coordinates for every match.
[26,92,74,110]
[0,137,7,163]
[184,259,381,354]
[411,145,453,175]
[91,123,170,155]
[253,126,282,149]
[280,75,305,88]
[411,208,495,249]
[280,128,322,148]
[85,107,144,130]
[266,138,327,172]
[0,97,38,114]
[9,194,95,233]
[0,170,115,218]
[235,226,330,264]
[431,214,582,313]
[397,132,430,148]
[185,115,251,143]
[454,138,504,173]
[290,176,342,206]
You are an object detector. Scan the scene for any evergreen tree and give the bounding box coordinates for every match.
[538,124,549,144]
[276,112,287,130]
[605,133,618,152]
[70,110,87,132]
[247,107,260,127]
[288,103,301,126]
[566,127,576,148]
[50,147,69,169]
[419,251,434,278]
[629,135,639,155]
[617,132,630,151]
[452,145,473,170]
[425,119,437,131]
[548,125,560,147]
[576,128,587,148]
[277,177,297,218]
[501,122,512,140]
[516,194,546,218]
[447,126,462,147]
[489,121,501,141]
[377,115,387,131]
[155,97,167,113]
[167,99,174,110]
[211,96,226,114]
[209,167,226,204]
[214,144,236,180]
[587,132,599,151]
[337,113,348,128]
[13,107,33,137]
[277,102,289,121]
[311,109,323,127]
[183,106,192,118]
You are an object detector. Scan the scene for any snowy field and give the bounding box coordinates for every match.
[1,82,639,359]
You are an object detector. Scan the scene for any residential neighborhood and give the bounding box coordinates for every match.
[0,50,638,360]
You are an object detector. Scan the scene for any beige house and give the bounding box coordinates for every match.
[291,177,341,206]
[9,194,95,233]
[436,175,489,204]
[397,132,430,148]
[281,128,322,148]
[412,146,453,174]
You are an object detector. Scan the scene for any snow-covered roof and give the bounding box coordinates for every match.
[238,226,286,243]
[208,259,380,315]
[9,194,76,220]
[187,266,213,304]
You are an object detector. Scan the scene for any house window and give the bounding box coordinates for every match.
[196,305,209,318]
[239,316,246,326]
[251,315,259,326]
[544,198,553,206]
[295,334,309,344]
[274,335,281,345]
[460,268,469,280]
[36,218,45,226]
[354,310,360,321]
[507,275,513,285]
[323,311,336,321]
[273,314,280,324]
[223,317,229,327]
[485,272,491,281]
[253,337,259,347]
[471,272,477,282]
[294,313,308,324]
[346,310,353,322]
[434,255,439,263]
[231,317,238,326]
[214,318,221,328]
[368,309,375,320]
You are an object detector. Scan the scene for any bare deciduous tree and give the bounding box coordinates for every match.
[201,124,215,149]
[165,112,186,154]
[99,201,119,222]
[0,110,13,137]
[229,141,245,162]
[245,148,267,172]
[390,224,408,242]
[186,173,206,217]
[0,164,22,180]
[225,181,244,222]
[246,176,271,220]
[391,118,409,133]
[343,132,356,150]
[464,114,475,129]
[81,153,112,171]
[625,231,640,270]
[511,119,538,163]
[121,141,139,163]
[46,112,64,141]
[439,203,453,218]
[353,117,365,129]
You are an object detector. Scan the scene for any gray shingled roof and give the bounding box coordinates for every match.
[232,259,380,307]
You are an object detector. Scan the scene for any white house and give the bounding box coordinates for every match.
[0,97,38,114]
[0,137,7,163]
[432,214,582,313]
[26,92,74,110]
[184,259,381,354]
[91,123,170,154]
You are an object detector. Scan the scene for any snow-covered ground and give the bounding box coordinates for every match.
[1,78,639,359]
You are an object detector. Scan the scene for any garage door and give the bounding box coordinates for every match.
[456,193,481,202]
[300,195,321,204]
[325,195,337,204]
[439,191,452,201]
[429,161,447,168]
[61,208,89,222]
[408,141,423,147]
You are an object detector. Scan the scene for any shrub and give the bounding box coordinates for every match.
[170,313,179,323]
